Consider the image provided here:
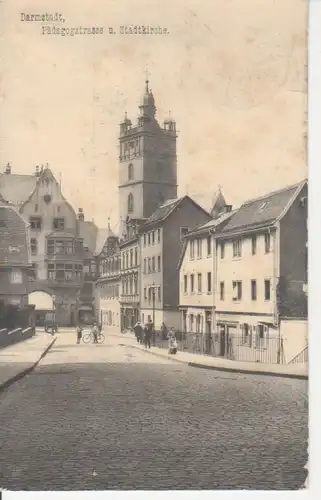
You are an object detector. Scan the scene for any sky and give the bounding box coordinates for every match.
[0,0,307,230]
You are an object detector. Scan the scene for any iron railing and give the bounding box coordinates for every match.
[154,331,287,365]
[288,346,308,364]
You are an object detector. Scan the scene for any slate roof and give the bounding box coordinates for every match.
[0,200,30,266]
[186,210,237,237]
[0,173,38,206]
[219,181,306,236]
[144,195,211,227]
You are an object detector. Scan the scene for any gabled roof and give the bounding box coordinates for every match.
[94,226,117,256]
[0,173,38,206]
[219,180,307,236]
[0,200,30,266]
[78,220,98,253]
[144,195,211,227]
[177,210,236,270]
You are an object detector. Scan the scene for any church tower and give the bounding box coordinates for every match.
[118,78,177,235]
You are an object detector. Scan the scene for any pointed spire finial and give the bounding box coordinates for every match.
[145,67,150,92]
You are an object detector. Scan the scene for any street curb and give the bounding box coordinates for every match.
[126,342,308,380]
[187,362,308,380]
[0,336,57,393]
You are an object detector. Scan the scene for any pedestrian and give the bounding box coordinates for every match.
[160,322,168,340]
[133,321,143,344]
[91,322,99,344]
[168,331,178,355]
[144,323,151,349]
[76,324,83,344]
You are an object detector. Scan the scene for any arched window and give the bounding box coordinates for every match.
[128,193,134,213]
[128,163,134,181]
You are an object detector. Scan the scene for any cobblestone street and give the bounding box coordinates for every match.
[0,331,308,490]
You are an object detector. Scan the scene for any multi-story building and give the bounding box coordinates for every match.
[119,219,141,331]
[0,197,31,308]
[0,164,102,326]
[178,203,234,342]
[214,180,307,362]
[95,227,121,331]
[140,195,212,329]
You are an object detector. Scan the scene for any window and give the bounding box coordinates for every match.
[134,248,138,266]
[251,236,257,255]
[148,233,151,245]
[128,163,134,180]
[148,257,151,273]
[207,236,212,256]
[233,239,242,258]
[144,287,147,300]
[197,273,202,293]
[251,280,257,301]
[264,279,271,300]
[10,269,23,284]
[157,286,161,301]
[152,231,155,245]
[264,233,271,253]
[31,238,38,255]
[190,274,195,293]
[143,258,147,274]
[53,218,65,230]
[157,255,161,272]
[130,250,133,268]
[241,323,251,346]
[220,282,225,301]
[232,281,242,300]
[29,216,42,230]
[189,314,194,332]
[207,272,212,293]
[197,239,202,258]
[47,264,55,280]
[128,193,134,213]
[184,275,188,293]
[143,234,146,247]
[256,324,268,349]
[157,229,161,243]
[190,240,195,259]
[220,242,225,259]
[180,227,189,241]
[152,256,155,272]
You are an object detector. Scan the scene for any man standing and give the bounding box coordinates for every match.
[133,321,143,344]
[144,323,151,349]
[92,322,99,344]
[76,324,83,344]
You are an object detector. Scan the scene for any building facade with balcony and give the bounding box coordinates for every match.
[0,164,101,326]
[214,180,307,362]
[140,196,212,329]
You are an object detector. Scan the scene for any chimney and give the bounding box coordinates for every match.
[35,165,40,177]
[5,163,11,174]
[77,208,84,221]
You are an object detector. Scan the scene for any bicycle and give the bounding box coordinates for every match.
[82,331,105,344]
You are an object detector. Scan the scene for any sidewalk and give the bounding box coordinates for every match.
[110,331,308,380]
[0,332,57,391]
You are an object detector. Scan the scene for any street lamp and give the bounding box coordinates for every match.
[151,282,156,346]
